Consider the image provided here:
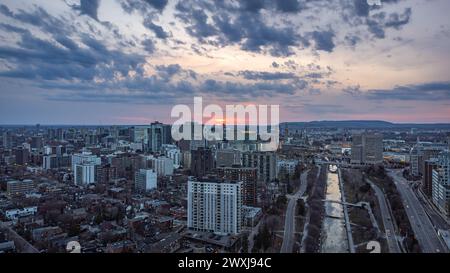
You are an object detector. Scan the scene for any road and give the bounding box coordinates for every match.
[280,170,309,253]
[387,169,447,253]
[366,179,402,253]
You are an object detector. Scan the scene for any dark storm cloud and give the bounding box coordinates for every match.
[274,0,303,13]
[141,38,155,53]
[71,0,101,21]
[175,1,308,57]
[144,0,168,11]
[365,8,411,39]
[200,79,302,97]
[143,18,170,39]
[0,4,70,35]
[121,0,168,13]
[311,30,335,52]
[0,0,419,107]
[0,28,143,81]
[366,82,450,101]
[172,0,411,56]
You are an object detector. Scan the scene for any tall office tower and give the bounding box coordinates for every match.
[47,129,55,140]
[131,125,150,143]
[216,149,242,167]
[2,131,12,149]
[421,147,444,174]
[135,169,157,192]
[148,122,166,153]
[423,159,438,197]
[56,128,64,141]
[190,147,214,178]
[163,124,172,145]
[14,147,29,165]
[31,136,43,150]
[410,146,422,177]
[242,151,277,183]
[74,162,97,186]
[85,133,98,146]
[350,132,383,164]
[216,165,257,206]
[187,179,243,235]
[432,151,450,216]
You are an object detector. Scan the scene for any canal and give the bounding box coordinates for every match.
[320,166,349,253]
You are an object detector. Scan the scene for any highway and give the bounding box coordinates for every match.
[387,169,448,253]
[366,179,402,253]
[280,170,309,253]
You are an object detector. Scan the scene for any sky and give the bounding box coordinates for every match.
[0,0,449,125]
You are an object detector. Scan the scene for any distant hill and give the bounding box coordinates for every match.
[281,120,450,129]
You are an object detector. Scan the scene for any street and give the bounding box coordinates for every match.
[366,179,402,253]
[280,170,309,253]
[387,169,448,253]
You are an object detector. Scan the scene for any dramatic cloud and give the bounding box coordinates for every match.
[71,0,101,21]
[143,18,170,39]
[0,0,449,124]
[366,82,450,101]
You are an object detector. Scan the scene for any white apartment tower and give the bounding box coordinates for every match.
[187,179,243,235]
[432,151,450,216]
[135,169,157,192]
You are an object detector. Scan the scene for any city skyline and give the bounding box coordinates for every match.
[1,0,450,124]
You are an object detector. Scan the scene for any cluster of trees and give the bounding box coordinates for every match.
[252,223,272,253]
[365,165,421,253]
[303,166,327,253]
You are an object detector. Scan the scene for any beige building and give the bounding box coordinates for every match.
[351,133,383,165]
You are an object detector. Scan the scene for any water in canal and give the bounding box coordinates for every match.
[320,168,349,253]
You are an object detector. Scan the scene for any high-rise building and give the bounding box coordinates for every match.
[71,152,101,171]
[13,147,29,165]
[216,149,242,167]
[131,126,149,144]
[30,136,43,150]
[96,164,117,184]
[410,146,422,177]
[163,124,172,145]
[74,162,97,186]
[148,122,166,153]
[135,169,157,192]
[190,147,214,178]
[187,179,243,235]
[166,148,181,169]
[432,151,450,216]
[2,131,13,149]
[410,143,443,177]
[423,159,438,198]
[150,156,174,176]
[351,133,383,164]
[56,128,64,141]
[216,165,257,206]
[242,151,277,183]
